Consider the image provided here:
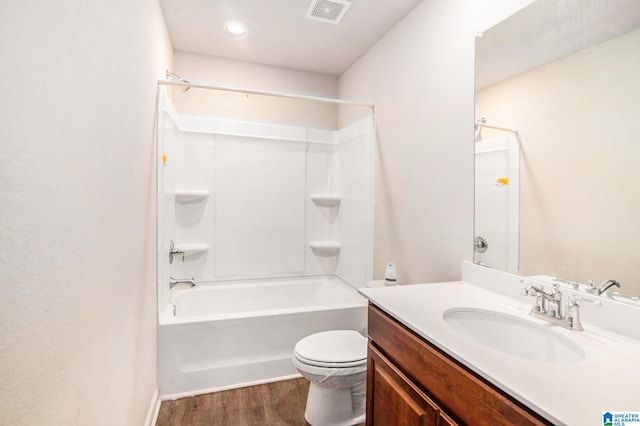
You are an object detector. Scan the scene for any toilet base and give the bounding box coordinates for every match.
[304,381,366,426]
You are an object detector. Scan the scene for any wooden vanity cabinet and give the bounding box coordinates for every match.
[366,304,549,426]
[368,343,457,425]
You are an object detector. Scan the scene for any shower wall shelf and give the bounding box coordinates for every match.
[310,193,342,207]
[309,241,341,255]
[174,243,209,256]
[175,190,210,203]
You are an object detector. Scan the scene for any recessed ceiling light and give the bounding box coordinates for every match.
[225,22,247,36]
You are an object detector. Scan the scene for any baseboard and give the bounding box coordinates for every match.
[144,387,161,426]
[160,373,302,401]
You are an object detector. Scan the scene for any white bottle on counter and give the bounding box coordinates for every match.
[384,263,397,286]
[365,262,399,288]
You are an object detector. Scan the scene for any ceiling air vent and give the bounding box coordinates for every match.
[305,0,352,24]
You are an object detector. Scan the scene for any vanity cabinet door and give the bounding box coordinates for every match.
[437,412,458,426]
[367,343,455,426]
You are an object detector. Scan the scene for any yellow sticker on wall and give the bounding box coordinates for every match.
[497,177,509,186]
[162,153,167,165]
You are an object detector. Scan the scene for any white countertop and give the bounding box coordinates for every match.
[360,281,640,425]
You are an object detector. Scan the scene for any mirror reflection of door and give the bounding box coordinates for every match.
[474,134,519,273]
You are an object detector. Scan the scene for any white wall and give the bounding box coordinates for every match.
[0,1,172,425]
[170,51,340,129]
[339,0,533,284]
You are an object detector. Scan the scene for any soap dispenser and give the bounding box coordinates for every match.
[384,263,397,286]
[365,262,399,288]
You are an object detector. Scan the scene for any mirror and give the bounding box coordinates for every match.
[474,0,640,298]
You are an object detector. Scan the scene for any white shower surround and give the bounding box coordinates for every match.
[156,91,375,396]
[158,97,375,297]
[474,134,520,273]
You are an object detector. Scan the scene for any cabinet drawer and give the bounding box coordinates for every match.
[368,304,549,426]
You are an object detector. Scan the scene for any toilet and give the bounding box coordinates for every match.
[293,330,368,426]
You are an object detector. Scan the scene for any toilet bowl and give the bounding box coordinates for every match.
[293,330,368,426]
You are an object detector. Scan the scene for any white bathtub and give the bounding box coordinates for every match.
[157,275,368,398]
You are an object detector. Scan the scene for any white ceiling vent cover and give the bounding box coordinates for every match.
[305,0,352,24]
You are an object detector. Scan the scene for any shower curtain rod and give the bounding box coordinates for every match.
[475,118,519,135]
[157,79,375,108]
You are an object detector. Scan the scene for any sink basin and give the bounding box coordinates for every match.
[443,308,585,364]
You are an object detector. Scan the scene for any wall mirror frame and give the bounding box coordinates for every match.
[474,0,640,300]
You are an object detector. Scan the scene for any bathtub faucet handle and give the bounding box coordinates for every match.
[169,240,185,264]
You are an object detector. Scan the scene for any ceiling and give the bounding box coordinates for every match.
[159,0,423,75]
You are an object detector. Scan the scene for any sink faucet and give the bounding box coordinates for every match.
[521,280,599,331]
[521,281,562,319]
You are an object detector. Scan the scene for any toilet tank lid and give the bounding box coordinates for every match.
[294,330,367,364]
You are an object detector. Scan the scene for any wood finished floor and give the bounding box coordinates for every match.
[156,378,311,426]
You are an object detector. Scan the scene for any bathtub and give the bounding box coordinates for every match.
[157,275,368,398]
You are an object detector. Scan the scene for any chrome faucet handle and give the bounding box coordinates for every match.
[567,294,601,306]
[521,280,546,313]
[564,295,585,331]
[564,294,601,331]
[168,240,185,264]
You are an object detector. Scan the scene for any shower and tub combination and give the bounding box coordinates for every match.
[155,79,376,399]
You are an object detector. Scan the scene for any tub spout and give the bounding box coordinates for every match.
[170,277,196,289]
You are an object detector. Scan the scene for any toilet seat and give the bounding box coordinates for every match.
[294,352,367,368]
[294,330,367,368]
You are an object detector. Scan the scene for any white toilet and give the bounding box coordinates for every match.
[293,330,368,426]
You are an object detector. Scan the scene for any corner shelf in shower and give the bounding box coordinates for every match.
[175,190,210,204]
[174,243,209,257]
[310,193,342,207]
[309,241,341,255]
